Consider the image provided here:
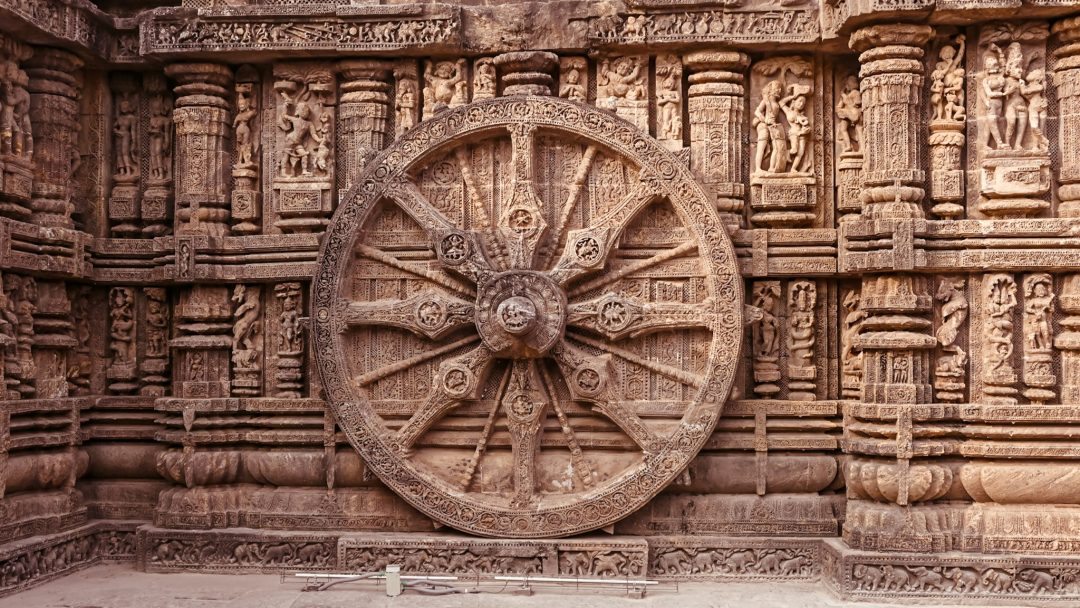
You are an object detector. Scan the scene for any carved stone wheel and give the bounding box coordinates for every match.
[313,96,742,538]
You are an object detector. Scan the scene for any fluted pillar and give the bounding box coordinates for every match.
[336,60,393,200]
[850,24,932,219]
[1054,17,1080,218]
[684,51,749,230]
[25,48,83,229]
[164,63,232,237]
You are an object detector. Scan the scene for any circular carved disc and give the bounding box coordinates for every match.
[313,96,742,538]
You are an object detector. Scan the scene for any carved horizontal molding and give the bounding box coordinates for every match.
[141,5,462,57]
[0,0,116,60]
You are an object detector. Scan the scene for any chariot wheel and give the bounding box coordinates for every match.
[312,96,742,538]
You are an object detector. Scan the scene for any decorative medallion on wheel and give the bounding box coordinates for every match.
[313,96,742,538]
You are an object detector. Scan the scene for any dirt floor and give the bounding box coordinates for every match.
[0,563,1024,608]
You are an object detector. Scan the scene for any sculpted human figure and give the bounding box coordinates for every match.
[396,77,417,131]
[981,46,1007,150]
[560,66,586,102]
[600,57,645,102]
[108,288,135,365]
[277,88,324,178]
[657,66,681,140]
[1003,42,1028,150]
[1025,278,1054,352]
[233,90,259,168]
[280,291,302,352]
[752,283,780,359]
[148,94,173,180]
[780,84,812,173]
[231,285,260,354]
[424,60,466,113]
[835,75,862,154]
[932,35,965,121]
[1022,67,1048,151]
[753,80,787,173]
[0,60,31,158]
[113,95,138,178]
[474,59,496,99]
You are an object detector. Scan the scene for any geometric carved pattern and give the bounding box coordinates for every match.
[313,96,742,537]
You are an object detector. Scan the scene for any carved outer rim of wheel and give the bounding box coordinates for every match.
[313,96,743,538]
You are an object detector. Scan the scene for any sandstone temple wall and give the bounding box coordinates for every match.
[0,0,1079,603]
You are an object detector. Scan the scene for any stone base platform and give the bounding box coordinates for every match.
[822,538,1080,605]
[0,520,138,597]
[134,527,820,582]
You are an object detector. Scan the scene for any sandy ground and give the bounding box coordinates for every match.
[0,563,996,608]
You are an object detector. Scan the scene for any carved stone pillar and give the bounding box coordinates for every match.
[1056,274,1080,403]
[336,60,392,200]
[684,51,749,229]
[32,281,77,398]
[0,36,34,221]
[850,24,932,219]
[25,48,83,229]
[493,51,557,97]
[1053,17,1080,218]
[165,63,232,237]
[855,275,936,406]
[171,286,231,399]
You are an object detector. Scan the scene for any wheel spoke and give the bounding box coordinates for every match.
[502,360,548,508]
[566,330,704,390]
[356,244,476,300]
[386,177,496,284]
[538,144,598,269]
[459,365,513,491]
[339,290,474,340]
[393,345,493,452]
[539,363,594,490]
[568,241,697,299]
[548,170,664,286]
[567,293,714,340]
[454,147,509,268]
[499,124,548,269]
[550,339,661,453]
[355,335,480,387]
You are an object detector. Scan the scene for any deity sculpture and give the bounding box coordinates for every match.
[754,80,787,173]
[656,58,682,141]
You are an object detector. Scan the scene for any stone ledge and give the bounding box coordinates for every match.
[0,520,138,598]
[822,538,1080,605]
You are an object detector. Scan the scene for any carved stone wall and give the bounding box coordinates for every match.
[2,0,1080,604]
